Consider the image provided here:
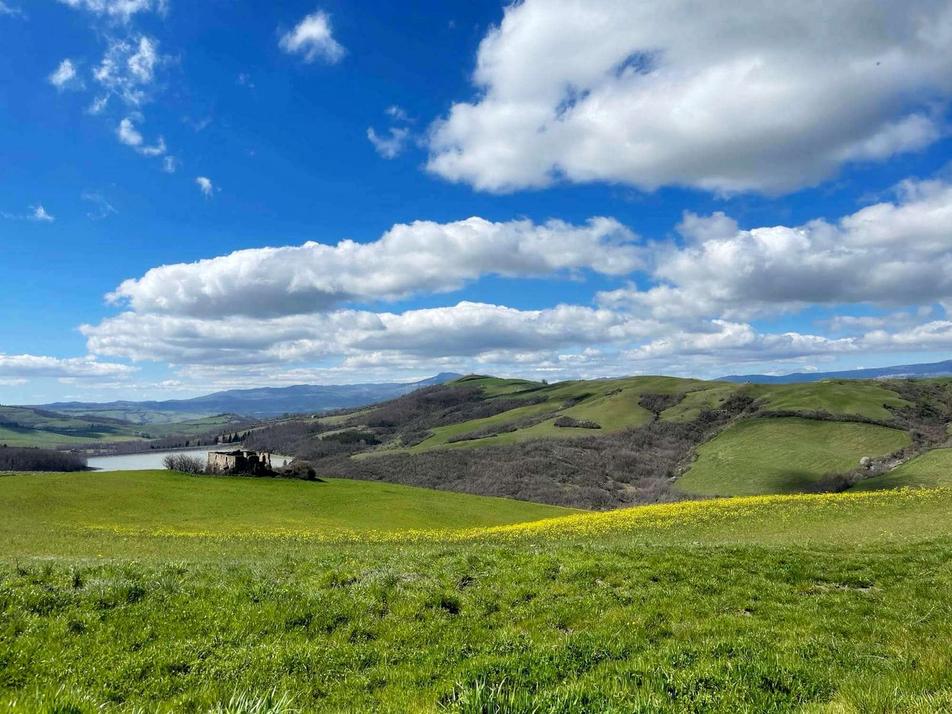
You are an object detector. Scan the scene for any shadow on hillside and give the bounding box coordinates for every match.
[773,470,824,493]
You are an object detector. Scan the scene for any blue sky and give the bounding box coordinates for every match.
[2,0,952,403]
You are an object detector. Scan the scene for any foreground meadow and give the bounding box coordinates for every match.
[2,472,952,712]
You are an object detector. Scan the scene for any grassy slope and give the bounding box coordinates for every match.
[853,448,952,491]
[0,471,574,541]
[0,406,145,447]
[403,376,715,454]
[0,405,245,448]
[371,376,914,459]
[0,426,138,448]
[134,414,248,440]
[678,418,911,497]
[2,478,952,712]
[50,407,225,425]
[750,381,911,420]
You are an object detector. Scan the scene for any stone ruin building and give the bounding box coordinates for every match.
[207,449,274,476]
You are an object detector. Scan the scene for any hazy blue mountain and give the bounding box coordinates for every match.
[720,359,952,384]
[35,373,463,422]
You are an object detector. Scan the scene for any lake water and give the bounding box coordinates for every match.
[87,449,292,471]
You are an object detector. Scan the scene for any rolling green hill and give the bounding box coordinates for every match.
[0,405,146,447]
[748,380,912,420]
[402,375,717,453]
[0,405,249,448]
[247,374,951,508]
[1,473,951,712]
[318,375,932,458]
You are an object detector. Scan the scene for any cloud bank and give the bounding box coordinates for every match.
[428,0,952,194]
[77,177,952,383]
[106,216,641,318]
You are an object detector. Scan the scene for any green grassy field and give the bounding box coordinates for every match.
[677,418,911,496]
[749,381,911,420]
[0,471,573,544]
[853,448,952,491]
[2,470,952,712]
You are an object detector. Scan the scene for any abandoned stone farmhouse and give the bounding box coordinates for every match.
[207,449,274,475]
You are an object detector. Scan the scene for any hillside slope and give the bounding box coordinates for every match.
[245,374,952,508]
[0,405,146,447]
[0,405,249,449]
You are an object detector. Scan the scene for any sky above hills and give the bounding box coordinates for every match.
[3,0,952,402]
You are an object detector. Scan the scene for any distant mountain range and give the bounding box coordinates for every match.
[720,359,952,384]
[34,373,462,422]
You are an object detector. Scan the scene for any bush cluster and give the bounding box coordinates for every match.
[553,416,601,429]
[162,454,205,474]
[0,446,87,472]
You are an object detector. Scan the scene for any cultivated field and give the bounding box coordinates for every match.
[2,470,951,712]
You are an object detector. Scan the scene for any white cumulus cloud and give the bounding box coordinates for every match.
[57,0,165,22]
[599,178,952,321]
[94,35,163,106]
[428,0,952,194]
[105,216,641,318]
[78,176,952,380]
[0,353,136,379]
[195,176,214,197]
[279,10,345,64]
[31,205,55,222]
[48,59,82,90]
[367,126,410,159]
[116,116,166,156]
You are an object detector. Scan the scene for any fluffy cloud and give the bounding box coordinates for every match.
[626,321,856,362]
[30,205,55,222]
[368,105,414,158]
[80,180,952,380]
[599,179,952,320]
[279,10,345,64]
[57,0,164,21]
[195,176,213,197]
[367,127,410,159]
[48,59,82,90]
[428,0,952,193]
[83,297,947,381]
[106,216,640,318]
[116,116,166,155]
[354,302,656,357]
[93,35,163,107]
[0,353,135,379]
[81,301,657,368]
